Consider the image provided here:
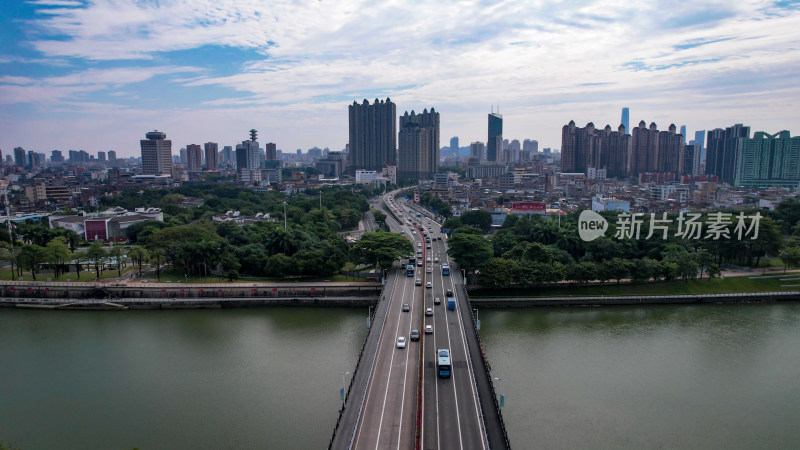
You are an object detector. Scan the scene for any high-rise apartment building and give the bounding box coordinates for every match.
[348,98,397,171]
[400,108,440,178]
[204,142,218,170]
[450,137,459,153]
[140,130,173,175]
[523,139,538,153]
[470,141,485,160]
[265,142,277,160]
[706,124,750,184]
[561,121,630,178]
[621,108,630,135]
[51,150,64,164]
[220,146,234,162]
[683,143,701,176]
[398,122,430,181]
[186,144,202,172]
[108,150,116,162]
[656,124,684,174]
[630,121,660,176]
[487,112,503,162]
[14,147,26,167]
[236,129,261,172]
[734,130,800,187]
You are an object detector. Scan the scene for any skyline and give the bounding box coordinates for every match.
[1,1,799,157]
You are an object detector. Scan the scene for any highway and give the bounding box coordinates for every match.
[350,194,424,449]
[381,193,489,450]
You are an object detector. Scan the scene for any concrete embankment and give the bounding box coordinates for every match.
[470,291,800,307]
[1,296,379,310]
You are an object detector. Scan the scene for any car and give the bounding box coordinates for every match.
[425,307,433,316]
[410,330,420,341]
[434,297,441,305]
[402,303,410,312]
[426,257,431,262]
[426,244,431,249]
[397,337,406,348]
[434,257,439,263]
[417,261,423,267]
[425,325,433,334]
[426,266,432,273]
[426,281,432,288]
[415,279,422,286]
[417,242,422,248]
[446,289,453,297]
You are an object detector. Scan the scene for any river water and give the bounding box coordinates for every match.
[3,304,799,449]
[0,308,368,450]
[479,303,800,449]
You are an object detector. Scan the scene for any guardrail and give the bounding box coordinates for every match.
[458,282,512,450]
[471,291,800,306]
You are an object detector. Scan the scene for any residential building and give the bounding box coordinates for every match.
[706,123,750,184]
[470,142,484,160]
[734,130,800,187]
[186,144,202,172]
[14,147,26,167]
[204,142,218,170]
[140,130,173,175]
[265,142,277,160]
[450,136,459,152]
[348,98,396,171]
[399,108,439,180]
[355,170,379,183]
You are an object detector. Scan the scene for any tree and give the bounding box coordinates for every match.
[459,210,493,232]
[45,237,72,279]
[128,246,149,277]
[480,258,520,289]
[109,245,126,277]
[352,231,414,273]
[85,242,108,280]
[447,233,493,282]
[18,244,47,280]
[780,245,800,273]
[0,242,21,280]
[148,248,166,281]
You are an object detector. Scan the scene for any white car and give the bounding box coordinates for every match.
[397,337,406,349]
[425,325,433,334]
[425,307,433,316]
[434,257,439,263]
[426,281,432,288]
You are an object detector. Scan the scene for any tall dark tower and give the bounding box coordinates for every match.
[621,108,630,134]
[487,112,503,162]
[348,98,397,171]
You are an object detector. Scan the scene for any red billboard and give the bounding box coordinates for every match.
[511,202,546,213]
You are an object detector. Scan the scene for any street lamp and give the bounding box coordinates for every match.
[283,201,288,230]
[494,377,504,408]
[341,371,350,408]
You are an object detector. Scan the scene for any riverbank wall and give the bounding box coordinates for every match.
[1,296,379,310]
[470,291,800,307]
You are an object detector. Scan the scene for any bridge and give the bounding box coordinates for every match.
[330,193,510,449]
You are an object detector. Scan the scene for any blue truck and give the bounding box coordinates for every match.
[447,297,455,310]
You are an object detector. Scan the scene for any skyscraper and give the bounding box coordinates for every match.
[561,121,599,174]
[657,124,684,174]
[265,142,277,160]
[621,108,630,134]
[680,125,687,144]
[108,150,116,162]
[630,121,660,176]
[450,137,459,154]
[523,139,538,153]
[706,124,750,183]
[186,144,202,172]
[236,129,261,172]
[140,131,172,175]
[221,146,233,162]
[487,112,503,162]
[400,108,440,178]
[398,122,430,181]
[470,142,484,160]
[348,98,397,171]
[734,130,800,187]
[204,142,218,170]
[98,151,106,162]
[51,150,64,164]
[14,147,26,167]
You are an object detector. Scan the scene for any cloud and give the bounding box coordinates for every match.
[1,0,799,154]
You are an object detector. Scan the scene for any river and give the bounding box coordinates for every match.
[479,303,800,449]
[0,308,368,450]
[3,304,800,449]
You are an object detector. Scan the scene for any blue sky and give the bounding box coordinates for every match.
[1,0,799,157]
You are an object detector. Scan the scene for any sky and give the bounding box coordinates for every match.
[1,0,799,158]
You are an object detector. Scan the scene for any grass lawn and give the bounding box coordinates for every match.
[142,269,370,283]
[469,276,800,298]
[0,266,137,282]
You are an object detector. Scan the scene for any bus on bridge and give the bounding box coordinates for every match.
[437,348,451,378]
[407,265,415,277]
[441,263,450,276]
